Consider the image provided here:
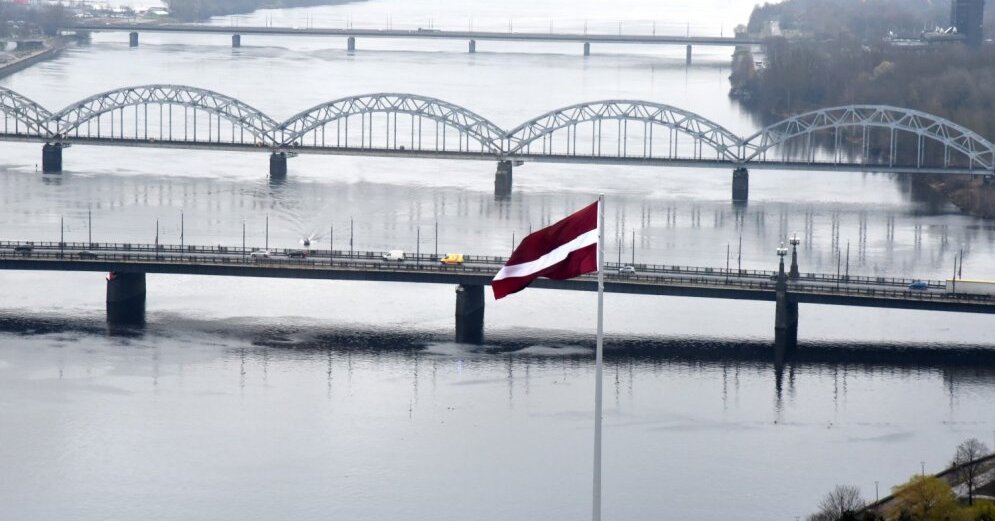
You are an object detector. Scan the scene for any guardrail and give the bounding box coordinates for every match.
[2,242,992,306]
[0,240,945,289]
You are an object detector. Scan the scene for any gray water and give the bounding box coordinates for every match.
[1,0,995,520]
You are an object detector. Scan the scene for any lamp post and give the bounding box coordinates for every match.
[60,216,64,258]
[875,480,879,502]
[788,233,800,280]
[265,215,269,251]
[777,242,788,288]
[88,206,92,246]
[921,461,926,476]
[242,220,246,261]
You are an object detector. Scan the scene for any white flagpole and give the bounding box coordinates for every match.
[593,193,605,521]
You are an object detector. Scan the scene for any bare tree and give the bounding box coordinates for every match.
[812,484,865,521]
[952,438,992,506]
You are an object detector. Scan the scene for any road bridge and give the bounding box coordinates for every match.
[2,240,992,360]
[66,22,764,61]
[3,86,993,200]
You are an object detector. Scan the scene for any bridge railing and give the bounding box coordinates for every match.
[2,246,993,305]
[0,240,952,290]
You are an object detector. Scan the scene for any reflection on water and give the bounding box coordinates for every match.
[1,311,994,521]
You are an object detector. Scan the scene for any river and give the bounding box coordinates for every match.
[1,0,994,520]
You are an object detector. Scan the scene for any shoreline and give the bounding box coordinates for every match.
[0,38,69,80]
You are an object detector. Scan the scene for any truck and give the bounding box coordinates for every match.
[945,279,995,296]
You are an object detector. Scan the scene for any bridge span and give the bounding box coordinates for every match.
[3,85,993,201]
[67,22,764,60]
[2,241,992,360]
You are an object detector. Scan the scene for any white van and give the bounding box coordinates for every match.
[382,250,406,262]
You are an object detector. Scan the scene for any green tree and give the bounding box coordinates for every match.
[888,476,959,521]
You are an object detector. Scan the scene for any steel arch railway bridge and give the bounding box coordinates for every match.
[2,85,993,200]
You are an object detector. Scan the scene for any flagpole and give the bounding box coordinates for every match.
[593,193,605,521]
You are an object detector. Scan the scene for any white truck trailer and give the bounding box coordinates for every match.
[945,279,995,296]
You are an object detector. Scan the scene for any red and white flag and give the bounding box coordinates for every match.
[492,200,600,299]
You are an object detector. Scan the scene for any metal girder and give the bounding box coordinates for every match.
[277,93,506,152]
[742,105,995,170]
[47,85,280,145]
[0,87,54,137]
[501,100,744,160]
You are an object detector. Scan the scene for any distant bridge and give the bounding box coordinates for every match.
[66,22,764,59]
[2,240,992,358]
[3,85,993,200]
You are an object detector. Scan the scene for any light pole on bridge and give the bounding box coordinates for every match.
[788,233,800,280]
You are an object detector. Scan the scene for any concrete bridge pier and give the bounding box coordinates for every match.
[269,152,288,177]
[494,160,513,199]
[468,39,476,53]
[129,31,139,47]
[347,36,356,52]
[685,45,692,65]
[455,284,485,344]
[773,260,799,364]
[232,34,241,48]
[106,272,146,325]
[42,143,63,173]
[732,167,749,203]
[583,42,591,56]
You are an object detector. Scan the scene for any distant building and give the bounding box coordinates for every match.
[950,0,986,47]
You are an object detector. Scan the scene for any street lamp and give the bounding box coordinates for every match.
[776,242,788,286]
[788,233,801,279]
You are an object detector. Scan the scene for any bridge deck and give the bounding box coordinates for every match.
[2,242,993,315]
[68,23,765,46]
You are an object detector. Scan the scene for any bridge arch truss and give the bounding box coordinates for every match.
[742,105,995,172]
[502,101,744,162]
[0,88,54,137]
[48,85,281,146]
[276,94,507,154]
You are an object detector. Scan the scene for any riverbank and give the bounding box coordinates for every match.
[0,38,68,79]
[164,0,360,22]
[730,0,995,219]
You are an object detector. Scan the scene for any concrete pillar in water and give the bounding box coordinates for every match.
[773,259,798,364]
[106,272,146,325]
[347,36,356,51]
[42,143,63,173]
[685,44,692,65]
[732,167,749,203]
[455,284,485,344]
[129,31,139,47]
[232,34,241,48]
[269,152,287,177]
[494,160,513,200]
[468,39,476,53]
[583,42,591,56]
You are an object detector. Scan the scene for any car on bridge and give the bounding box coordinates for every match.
[250,250,272,260]
[78,250,98,259]
[440,253,464,265]
[287,250,308,259]
[908,280,929,290]
[382,250,406,262]
[618,265,636,276]
[13,245,32,255]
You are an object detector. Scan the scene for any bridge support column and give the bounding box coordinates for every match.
[107,272,146,325]
[347,36,356,52]
[494,160,513,200]
[42,143,63,173]
[773,257,798,364]
[686,45,692,65]
[583,42,591,56]
[468,39,476,53]
[270,152,288,177]
[232,34,241,48]
[129,31,139,47]
[455,284,485,344]
[732,167,749,203]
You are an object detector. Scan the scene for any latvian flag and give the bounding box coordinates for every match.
[491,200,600,299]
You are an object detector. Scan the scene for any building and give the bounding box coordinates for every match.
[950,0,986,47]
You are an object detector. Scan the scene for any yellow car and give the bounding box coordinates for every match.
[440,253,464,265]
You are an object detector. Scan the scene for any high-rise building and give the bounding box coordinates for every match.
[950,0,986,47]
